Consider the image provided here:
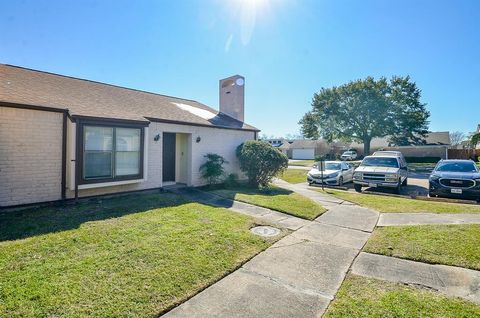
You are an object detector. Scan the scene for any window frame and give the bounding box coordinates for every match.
[77,120,145,185]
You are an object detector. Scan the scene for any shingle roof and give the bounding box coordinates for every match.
[0,64,258,131]
[425,132,450,145]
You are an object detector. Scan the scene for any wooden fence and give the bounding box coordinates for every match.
[447,149,480,160]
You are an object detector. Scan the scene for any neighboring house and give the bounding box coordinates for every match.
[288,139,330,160]
[0,64,259,207]
[349,132,451,158]
[278,141,292,157]
[263,138,291,148]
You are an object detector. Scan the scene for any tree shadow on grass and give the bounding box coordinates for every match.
[0,191,188,242]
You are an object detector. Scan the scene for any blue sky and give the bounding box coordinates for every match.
[1,0,479,138]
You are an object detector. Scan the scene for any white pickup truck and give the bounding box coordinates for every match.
[353,154,408,194]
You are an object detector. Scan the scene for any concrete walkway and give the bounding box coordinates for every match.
[273,179,345,208]
[352,252,480,305]
[164,185,379,317]
[170,187,309,231]
[378,213,480,226]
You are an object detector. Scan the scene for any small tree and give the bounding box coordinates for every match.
[450,131,466,146]
[236,141,288,187]
[199,153,228,186]
[471,133,480,149]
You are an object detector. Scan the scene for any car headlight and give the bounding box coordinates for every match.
[430,174,441,181]
[328,172,339,178]
[385,173,398,181]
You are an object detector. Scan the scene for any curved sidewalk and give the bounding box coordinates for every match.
[164,185,379,317]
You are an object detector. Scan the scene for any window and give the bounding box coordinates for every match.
[81,124,143,183]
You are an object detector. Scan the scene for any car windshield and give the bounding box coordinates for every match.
[436,162,477,173]
[361,157,399,168]
[316,163,341,171]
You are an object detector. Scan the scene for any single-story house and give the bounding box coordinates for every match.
[348,132,451,158]
[0,64,259,208]
[287,139,330,159]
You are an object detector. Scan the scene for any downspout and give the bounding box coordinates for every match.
[74,119,80,201]
[61,110,68,200]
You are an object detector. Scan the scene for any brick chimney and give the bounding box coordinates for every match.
[219,75,245,122]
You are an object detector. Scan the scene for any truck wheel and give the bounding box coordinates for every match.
[402,178,408,186]
[354,184,362,193]
[394,180,402,194]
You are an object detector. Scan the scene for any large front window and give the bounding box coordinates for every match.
[82,125,142,182]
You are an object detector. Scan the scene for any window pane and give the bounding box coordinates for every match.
[116,128,140,151]
[84,152,112,179]
[85,127,113,151]
[115,152,140,176]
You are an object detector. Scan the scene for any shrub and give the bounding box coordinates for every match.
[199,153,228,186]
[236,141,288,187]
[225,173,239,188]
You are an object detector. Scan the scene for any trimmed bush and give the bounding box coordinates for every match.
[405,156,441,163]
[199,153,228,186]
[236,141,288,187]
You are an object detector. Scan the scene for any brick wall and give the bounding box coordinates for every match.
[0,107,63,206]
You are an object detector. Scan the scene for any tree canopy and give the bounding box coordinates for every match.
[299,76,430,155]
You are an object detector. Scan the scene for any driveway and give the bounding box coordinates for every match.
[309,171,430,196]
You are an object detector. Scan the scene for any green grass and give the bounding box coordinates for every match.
[321,189,480,213]
[0,193,275,317]
[288,160,315,167]
[209,186,326,220]
[324,274,480,318]
[278,168,308,184]
[365,224,480,270]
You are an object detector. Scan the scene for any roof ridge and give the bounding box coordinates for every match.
[1,63,203,105]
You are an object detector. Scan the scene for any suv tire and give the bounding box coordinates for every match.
[354,184,362,193]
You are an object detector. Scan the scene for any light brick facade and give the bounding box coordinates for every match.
[65,122,254,199]
[0,107,63,206]
[0,106,255,206]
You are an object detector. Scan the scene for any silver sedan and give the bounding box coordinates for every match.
[307,161,354,186]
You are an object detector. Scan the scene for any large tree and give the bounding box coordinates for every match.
[300,76,430,155]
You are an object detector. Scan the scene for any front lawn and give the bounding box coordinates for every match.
[0,193,274,317]
[365,224,480,270]
[278,168,308,184]
[322,189,480,213]
[288,159,315,167]
[209,186,326,220]
[324,274,480,318]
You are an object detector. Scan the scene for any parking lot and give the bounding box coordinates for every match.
[288,161,431,197]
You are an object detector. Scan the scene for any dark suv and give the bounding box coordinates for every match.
[429,160,480,202]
